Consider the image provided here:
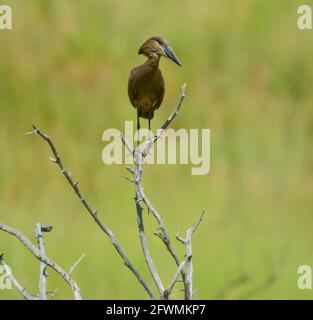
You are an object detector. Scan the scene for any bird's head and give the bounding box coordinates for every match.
[138,36,182,67]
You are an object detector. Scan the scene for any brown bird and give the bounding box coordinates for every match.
[128,36,182,132]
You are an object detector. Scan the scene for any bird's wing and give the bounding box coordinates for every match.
[128,70,137,108]
[155,72,165,110]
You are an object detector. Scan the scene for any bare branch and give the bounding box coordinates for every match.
[192,288,199,297]
[68,253,86,275]
[0,253,36,300]
[17,82,202,301]
[164,260,186,299]
[120,134,133,155]
[27,125,155,300]
[136,198,165,297]
[35,223,51,300]
[189,212,205,235]
[176,212,205,300]
[0,223,81,300]
[46,254,85,300]
[47,288,59,300]
[175,225,186,244]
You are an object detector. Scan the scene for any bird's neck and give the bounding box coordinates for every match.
[143,53,160,72]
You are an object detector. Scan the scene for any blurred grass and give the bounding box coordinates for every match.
[0,0,313,299]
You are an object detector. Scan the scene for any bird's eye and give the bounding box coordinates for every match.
[158,41,164,47]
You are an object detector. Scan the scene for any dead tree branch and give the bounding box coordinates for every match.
[0,253,36,300]
[176,212,205,300]
[164,260,187,299]
[69,253,86,275]
[26,125,155,300]
[0,223,81,300]
[44,254,85,300]
[12,82,202,300]
[35,223,52,300]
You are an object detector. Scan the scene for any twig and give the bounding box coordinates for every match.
[192,288,199,297]
[0,253,36,300]
[68,253,86,275]
[164,260,186,299]
[188,212,205,235]
[175,225,186,245]
[176,212,205,300]
[35,223,51,300]
[120,134,133,155]
[27,125,155,300]
[47,253,85,300]
[47,288,59,300]
[0,223,82,300]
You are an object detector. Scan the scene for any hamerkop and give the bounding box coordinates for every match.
[128,36,182,132]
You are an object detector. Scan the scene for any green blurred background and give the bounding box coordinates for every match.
[0,0,312,299]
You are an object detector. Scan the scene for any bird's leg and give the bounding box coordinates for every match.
[137,109,140,131]
[148,119,152,144]
[136,109,140,147]
[145,119,155,155]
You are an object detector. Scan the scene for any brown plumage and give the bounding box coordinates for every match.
[128,36,182,131]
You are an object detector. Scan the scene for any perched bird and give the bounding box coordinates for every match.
[128,36,182,132]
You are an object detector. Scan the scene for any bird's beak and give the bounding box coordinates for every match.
[164,45,182,67]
